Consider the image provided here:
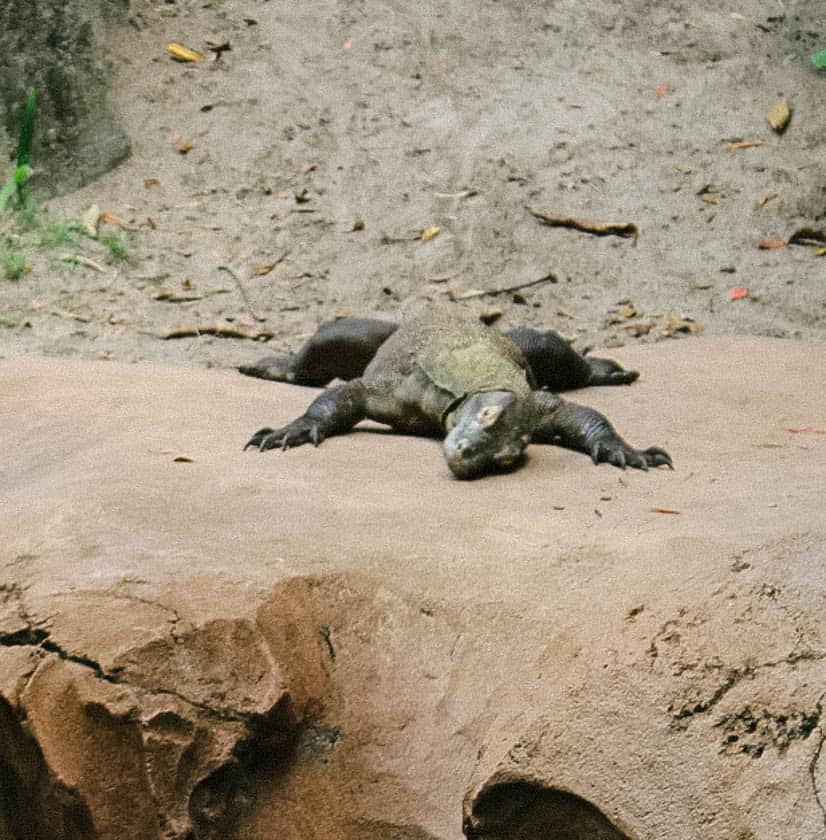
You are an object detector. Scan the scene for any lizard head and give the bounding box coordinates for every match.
[443,391,536,479]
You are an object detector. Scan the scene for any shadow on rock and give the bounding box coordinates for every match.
[465,780,632,840]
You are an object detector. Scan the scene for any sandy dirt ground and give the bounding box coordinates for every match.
[0,0,824,370]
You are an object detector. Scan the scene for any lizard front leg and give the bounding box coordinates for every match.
[246,380,368,451]
[530,391,672,470]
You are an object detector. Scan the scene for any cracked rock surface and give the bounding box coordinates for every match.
[1,336,825,839]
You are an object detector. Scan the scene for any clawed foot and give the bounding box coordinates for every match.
[590,441,673,471]
[587,357,640,387]
[238,354,297,382]
[245,418,323,451]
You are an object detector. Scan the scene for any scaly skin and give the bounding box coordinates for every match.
[245,308,672,479]
[240,317,639,391]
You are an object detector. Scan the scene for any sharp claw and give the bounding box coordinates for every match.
[245,427,273,450]
[644,447,674,469]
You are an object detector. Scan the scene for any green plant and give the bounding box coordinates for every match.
[2,248,26,280]
[813,49,826,69]
[101,232,130,261]
[38,218,83,248]
[0,88,36,215]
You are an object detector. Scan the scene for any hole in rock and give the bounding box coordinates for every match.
[466,780,632,840]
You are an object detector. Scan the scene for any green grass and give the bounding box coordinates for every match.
[12,193,42,231]
[38,218,83,248]
[1,88,36,215]
[101,232,131,261]
[2,248,26,281]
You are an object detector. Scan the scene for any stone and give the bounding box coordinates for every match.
[0,337,825,838]
[0,0,130,198]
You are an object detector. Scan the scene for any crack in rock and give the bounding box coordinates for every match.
[670,652,826,728]
[809,700,826,830]
[1,625,118,683]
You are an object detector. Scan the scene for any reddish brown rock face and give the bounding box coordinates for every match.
[1,337,826,838]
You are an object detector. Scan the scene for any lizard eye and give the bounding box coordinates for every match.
[478,405,503,427]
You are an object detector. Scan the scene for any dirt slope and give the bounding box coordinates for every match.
[1,0,824,367]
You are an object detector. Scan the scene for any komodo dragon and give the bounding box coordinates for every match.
[243,309,672,479]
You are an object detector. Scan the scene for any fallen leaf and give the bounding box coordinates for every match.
[552,505,566,511]
[663,314,702,335]
[625,323,651,337]
[100,212,137,231]
[655,82,670,99]
[755,192,778,208]
[619,305,637,318]
[82,204,101,238]
[421,226,441,241]
[173,455,195,463]
[727,287,749,301]
[144,178,160,190]
[758,240,787,250]
[785,427,826,434]
[788,227,826,246]
[352,218,365,231]
[147,217,157,230]
[167,43,203,62]
[301,162,318,173]
[650,507,681,515]
[251,263,277,277]
[479,308,503,325]
[177,142,193,154]
[205,41,231,59]
[529,209,638,239]
[766,97,791,133]
[814,248,826,257]
[701,195,717,204]
[727,140,764,150]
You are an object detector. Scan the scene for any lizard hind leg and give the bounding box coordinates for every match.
[239,318,398,386]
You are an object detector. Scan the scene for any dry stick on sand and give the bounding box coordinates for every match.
[452,273,559,299]
[218,249,290,322]
[529,208,639,240]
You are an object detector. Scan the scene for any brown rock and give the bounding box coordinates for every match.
[1,338,825,838]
